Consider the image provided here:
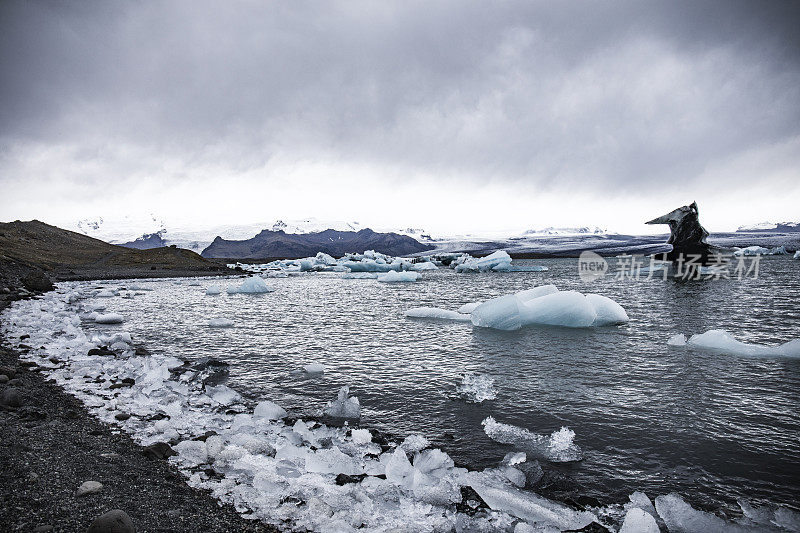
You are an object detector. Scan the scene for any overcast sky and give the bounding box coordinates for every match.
[1,0,798,235]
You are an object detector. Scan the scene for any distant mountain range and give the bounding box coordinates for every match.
[736,222,799,233]
[200,228,434,258]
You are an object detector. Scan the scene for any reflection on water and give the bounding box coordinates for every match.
[90,257,800,512]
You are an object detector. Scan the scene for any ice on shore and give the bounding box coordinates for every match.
[456,373,497,402]
[481,417,583,462]
[208,318,234,328]
[655,493,753,532]
[96,289,117,298]
[405,307,471,321]
[95,313,124,324]
[619,507,659,533]
[226,277,274,294]
[205,285,222,295]
[677,329,800,357]
[323,386,361,419]
[253,400,287,420]
[377,271,419,283]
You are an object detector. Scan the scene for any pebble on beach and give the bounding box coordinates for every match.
[76,480,103,497]
[86,509,136,533]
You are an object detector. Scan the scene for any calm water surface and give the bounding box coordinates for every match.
[87,257,800,514]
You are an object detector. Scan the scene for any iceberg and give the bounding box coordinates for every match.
[226,276,274,294]
[377,271,419,283]
[455,250,512,273]
[471,287,627,330]
[95,313,124,324]
[208,318,234,328]
[481,417,583,462]
[794,251,800,260]
[404,307,471,321]
[733,245,789,256]
[457,302,482,314]
[411,261,438,271]
[205,285,222,295]
[682,329,800,358]
[323,386,361,419]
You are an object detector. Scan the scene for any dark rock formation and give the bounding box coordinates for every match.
[646,201,713,262]
[86,509,136,533]
[201,228,434,259]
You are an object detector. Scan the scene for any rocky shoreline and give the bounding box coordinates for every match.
[0,293,279,532]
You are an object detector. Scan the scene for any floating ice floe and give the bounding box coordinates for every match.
[482,417,583,462]
[95,289,117,298]
[672,329,800,357]
[794,251,800,260]
[303,363,325,373]
[94,313,124,324]
[341,272,378,279]
[377,271,419,283]
[208,318,234,328]
[405,307,471,321]
[733,245,789,256]
[226,277,274,294]
[205,285,222,295]
[127,284,153,291]
[323,386,361,419]
[403,285,628,330]
[456,373,497,402]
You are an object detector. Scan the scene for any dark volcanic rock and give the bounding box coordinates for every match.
[142,442,177,460]
[201,228,434,259]
[86,509,136,533]
[21,270,55,292]
[1,388,23,407]
[646,201,714,263]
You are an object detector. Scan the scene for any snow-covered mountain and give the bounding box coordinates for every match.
[736,221,799,233]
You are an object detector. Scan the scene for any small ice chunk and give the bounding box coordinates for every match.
[303,363,325,373]
[208,318,234,328]
[350,428,372,444]
[655,493,750,532]
[620,508,659,533]
[411,261,438,271]
[400,434,429,452]
[482,417,583,462]
[377,271,419,283]
[667,333,687,346]
[404,307,472,321]
[502,452,527,466]
[174,440,208,467]
[323,386,361,419]
[253,400,287,420]
[794,251,800,260]
[456,373,497,403]
[95,313,124,324]
[205,384,241,406]
[96,290,116,298]
[226,277,274,294]
[206,285,222,295]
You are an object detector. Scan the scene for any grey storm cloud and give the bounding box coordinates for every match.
[1,0,799,192]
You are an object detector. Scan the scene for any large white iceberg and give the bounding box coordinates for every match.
[455,250,513,272]
[678,329,800,358]
[471,287,628,330]
[226,276,274,294]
